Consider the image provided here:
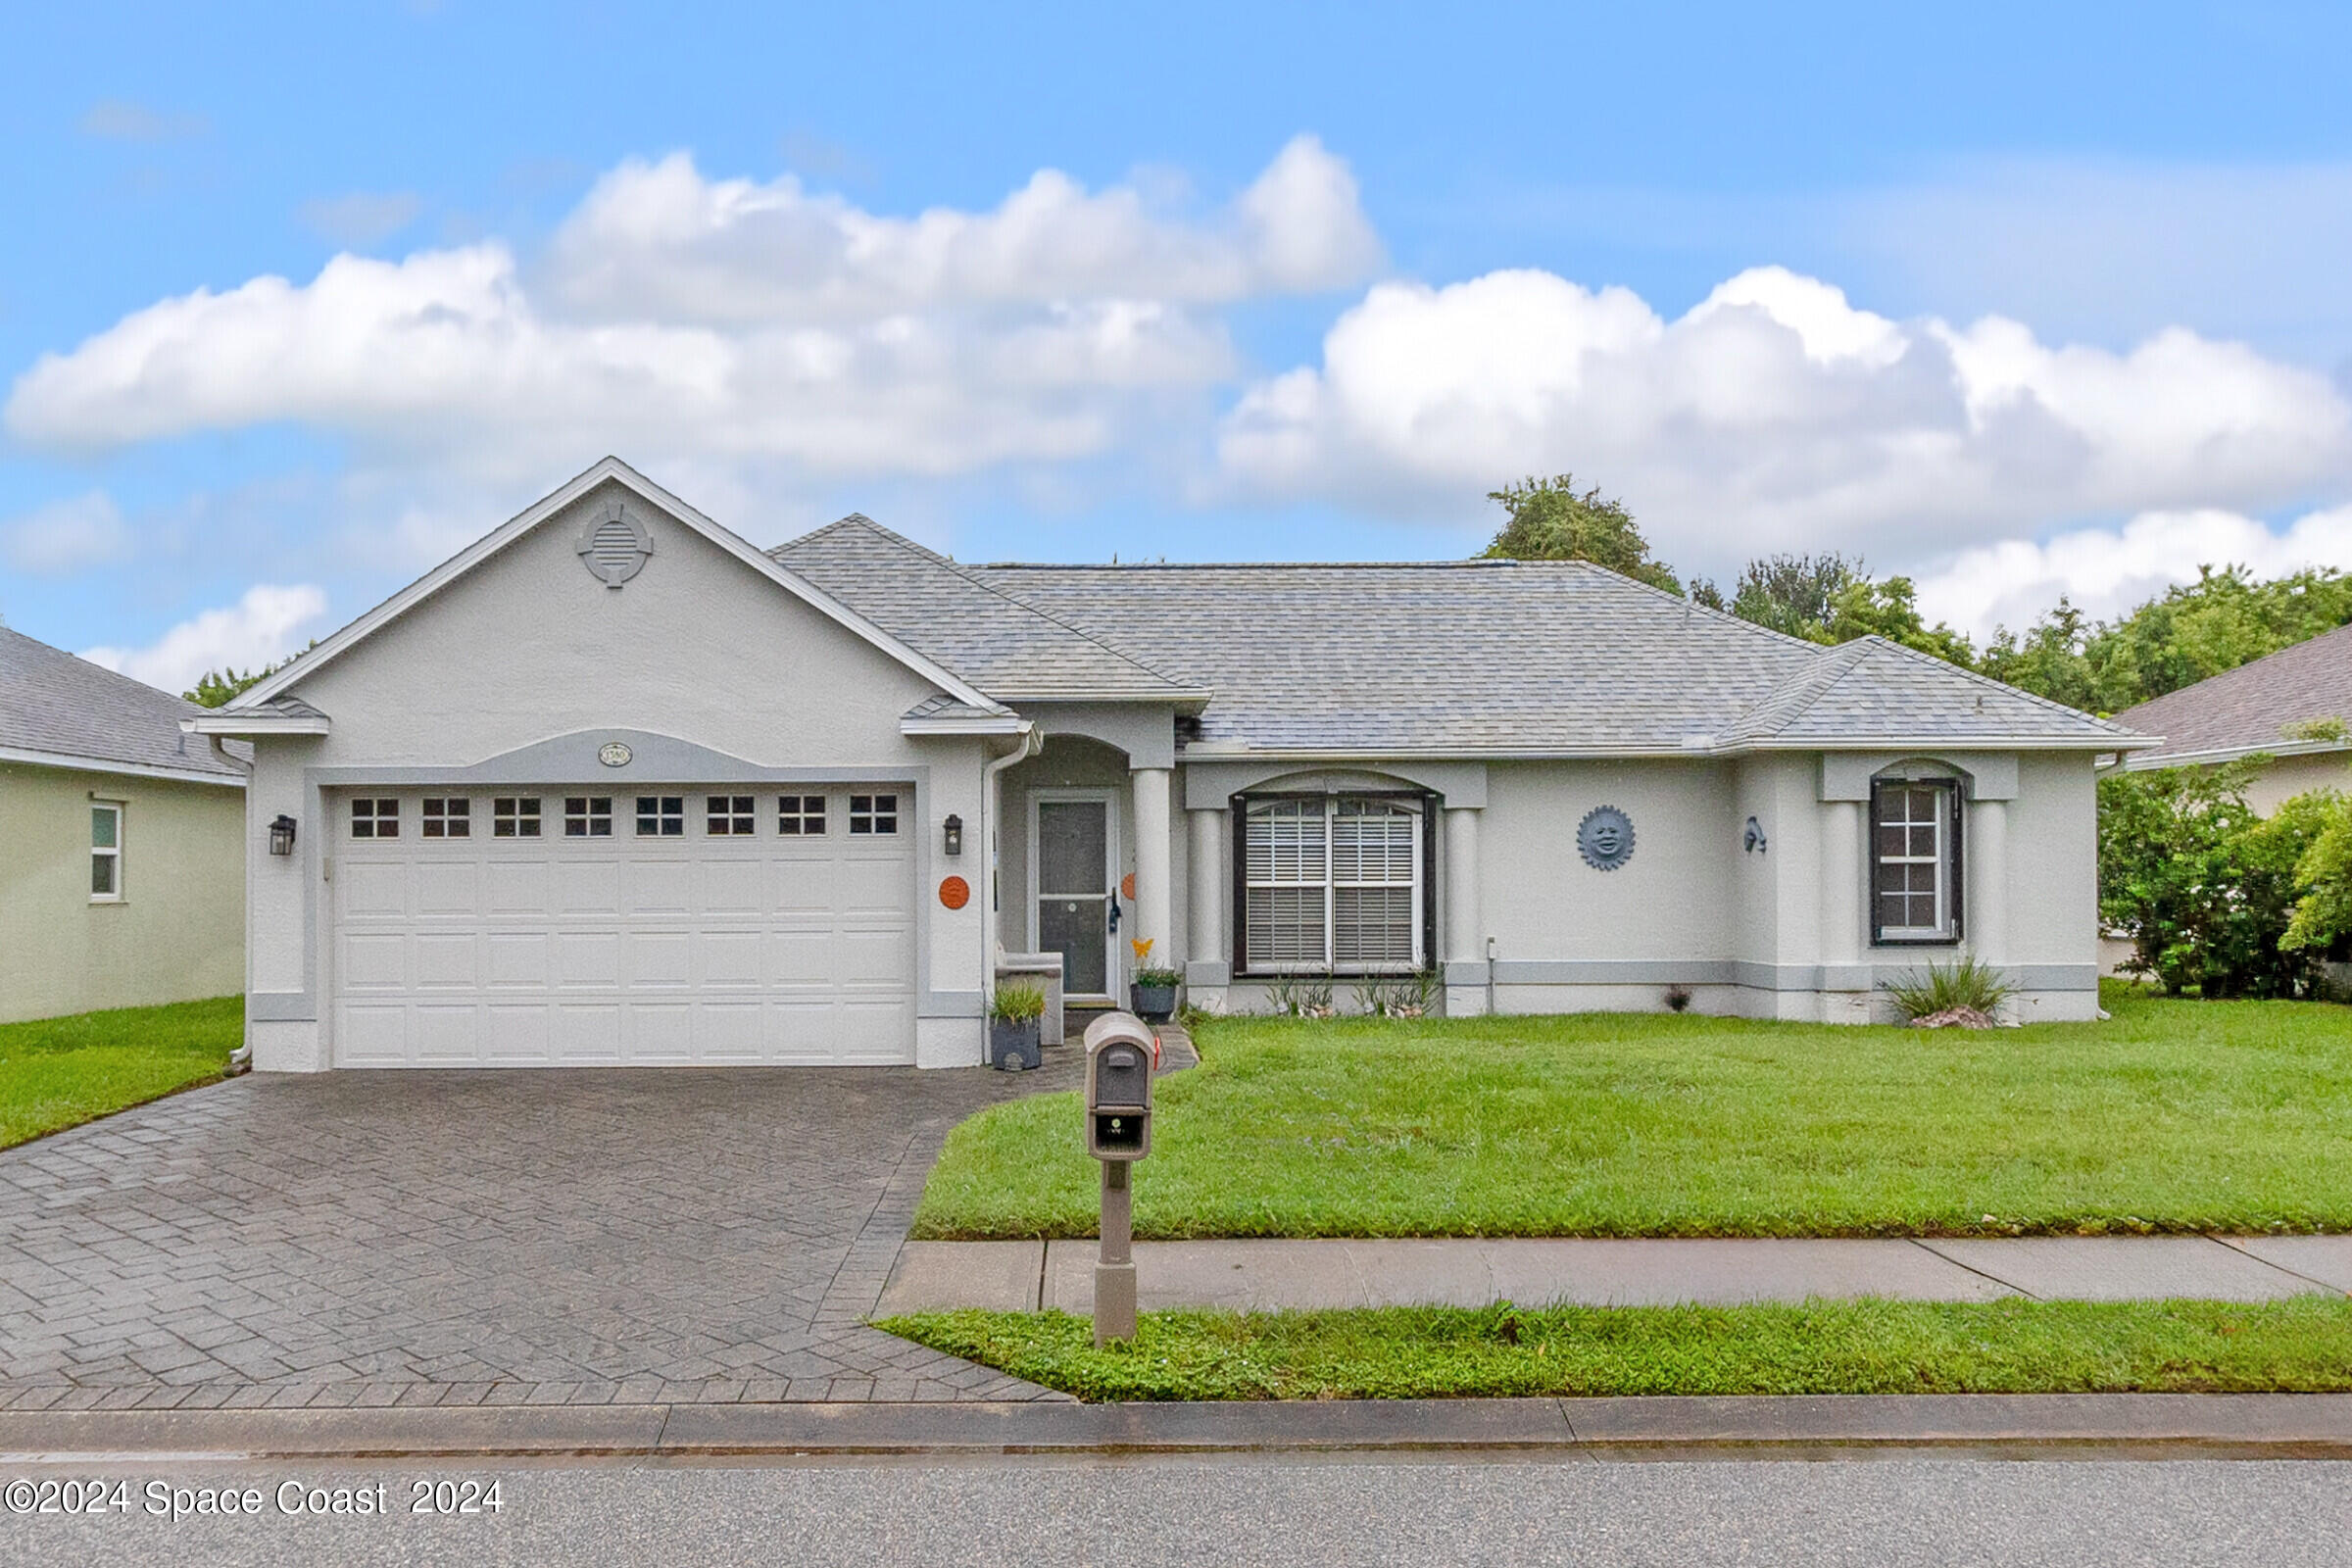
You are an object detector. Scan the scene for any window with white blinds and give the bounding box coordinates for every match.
[1243,797,1422,971]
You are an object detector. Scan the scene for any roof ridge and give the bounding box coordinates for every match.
[797,516,1207,694]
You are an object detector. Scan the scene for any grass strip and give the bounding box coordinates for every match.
[882,1298,2352,1401]
[0,997,240,1148]
[913,983,2352,1240]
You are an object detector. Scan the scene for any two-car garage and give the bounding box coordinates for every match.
[328,785,916,1066]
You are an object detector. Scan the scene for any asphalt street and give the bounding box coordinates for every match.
[0,1455,2344,1567]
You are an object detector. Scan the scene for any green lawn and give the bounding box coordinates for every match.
[912,983,2352,1240]
[884,1298,2352,1401]
[0,998,240,1148]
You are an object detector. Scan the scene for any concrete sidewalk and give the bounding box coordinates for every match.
[876,1235,2352,1316]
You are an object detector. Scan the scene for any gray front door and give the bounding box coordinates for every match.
[1035,796,1114,1000]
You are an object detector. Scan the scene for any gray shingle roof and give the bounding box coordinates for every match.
[0,626,246,780]
[772,517,1202,700]
[2112,620,2352,763]
[771,520,2141,755]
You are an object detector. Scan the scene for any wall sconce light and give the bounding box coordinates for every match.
[268,814,299,857]
[1742,815,1767,855]
[943,813,963,857]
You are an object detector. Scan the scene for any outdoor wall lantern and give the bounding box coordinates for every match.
[943,813,963,857]
[268,814,298,857]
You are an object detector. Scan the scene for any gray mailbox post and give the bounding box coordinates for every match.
[1083,1011,1155,1346]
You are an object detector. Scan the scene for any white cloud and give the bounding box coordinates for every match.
[1913,505,2352,644]
[77,98,207,142]
[2,491,130,573]
[1217,265,2352,571]
[4,139,1374,485]
[80,584,329,693]
[543,134,1379,323]
[299,190,421,248]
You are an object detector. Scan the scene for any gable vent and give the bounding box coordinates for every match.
[575,500,654,586]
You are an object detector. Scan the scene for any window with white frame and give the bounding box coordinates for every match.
[778,795,826,835]
[1242,796,1423,972]
[89,803,122,902]
[707,795,756,835]
[848,793,898,835]
[422,798,469,838]
[492,797,542,838]
[351,798,399,839]
[564,796,613,837]
[636,796,684,836]
[1871,778,1961,943]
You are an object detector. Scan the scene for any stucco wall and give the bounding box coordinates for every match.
[242,480,997,1069]
[0,762,243,1023]
[2245,751,2352,815]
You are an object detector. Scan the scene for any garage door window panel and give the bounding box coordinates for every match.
[778,795,826,835]
[849,794,899,835]
[564,797,613,837]
[352,798,399,839]
[493,798,542,838]
[422,798,470,838]
[637,796,684,836]
[708,795,756,836]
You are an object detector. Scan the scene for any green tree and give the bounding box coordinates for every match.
[2081,565,2352,711]
[1825,575,1976,667]
[1482,474,1682,594]
[1723,553,1860,643]
[2097,760,2328,998]
[185,667,269,708]
[2282,786,2352,958]
[1980,599,2100,713]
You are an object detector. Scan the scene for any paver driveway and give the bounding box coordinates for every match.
[0,1057,1083,1411]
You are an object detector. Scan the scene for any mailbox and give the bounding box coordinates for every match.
[1084,1012,1155,1161]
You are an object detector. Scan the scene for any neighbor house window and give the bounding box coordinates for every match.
[1241,796,1424,973]
[849,794,898,835]
[351,798,399,839]
[564,797,613,837]
[493,797,542,838]
[707,795,756,835]
[1871,778,1961,944]
[636,796,684,836]
[90,803,122,902]
[422,798,469,839]
[778,795,826,835]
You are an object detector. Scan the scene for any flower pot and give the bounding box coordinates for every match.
[1130,983,1177,1021]
[989,1017,1042,1071]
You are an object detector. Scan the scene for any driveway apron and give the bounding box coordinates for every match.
[0,1058,1081,1410]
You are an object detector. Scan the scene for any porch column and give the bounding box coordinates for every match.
[1131,766,1173,968]
[1443,806,1482,965]
[1189,807,1224,971]
[1972,797,2009,969]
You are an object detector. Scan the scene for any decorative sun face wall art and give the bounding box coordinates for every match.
[1578,805,1636,871]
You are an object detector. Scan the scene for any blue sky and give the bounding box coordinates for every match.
[7,1,2352,689]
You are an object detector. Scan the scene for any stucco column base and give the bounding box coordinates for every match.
[250,1019,326,1073]
[915,1016,984,1069]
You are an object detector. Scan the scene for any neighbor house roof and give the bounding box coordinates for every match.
[0,626,246,785]
[777,520,2147,757]
[2112,620,2352,767]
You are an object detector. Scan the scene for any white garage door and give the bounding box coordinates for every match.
[330,787,915,1066]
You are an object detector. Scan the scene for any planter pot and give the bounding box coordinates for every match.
[1130,983,1177,1021]
[989,1017,1042,1071]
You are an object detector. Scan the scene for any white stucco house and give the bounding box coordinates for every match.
[191,459,2149,1072]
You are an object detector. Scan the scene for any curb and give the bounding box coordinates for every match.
[4,1395,2351,1462]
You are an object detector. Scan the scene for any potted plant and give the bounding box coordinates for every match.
[1129,939,1180,1020]
[989,982,1046,1070]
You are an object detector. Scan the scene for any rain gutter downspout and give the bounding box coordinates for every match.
[981,720,1043,1013]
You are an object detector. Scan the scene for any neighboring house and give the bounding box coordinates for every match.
[192,459,2149,1073]
[2108,621,2352,812]
[0,626,247,1024]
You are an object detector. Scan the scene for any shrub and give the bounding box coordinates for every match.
[1352,970,1440,1018]
[990,983,1045,1024]
[2097,762,2327,998]
[2283,790,2352,958]
[1265,976,1335,1017]
[1882,956,2014,1022]
[1134,965,1183,988]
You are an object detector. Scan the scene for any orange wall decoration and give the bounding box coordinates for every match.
[938,875,970,910]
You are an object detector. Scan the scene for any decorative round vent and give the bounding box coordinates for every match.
[575,499,653,587]
[1577,806,1636,871]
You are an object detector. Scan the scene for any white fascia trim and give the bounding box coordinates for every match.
[226,456,1010,718]
[2119,737,2350,770]
[997,689,1213,705]
[1181,737,2147,762]
[902,713,1029,736]
[0,744,246,788]
[183,711,332,737]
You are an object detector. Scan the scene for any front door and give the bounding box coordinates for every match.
[1033,793,1117,1002]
